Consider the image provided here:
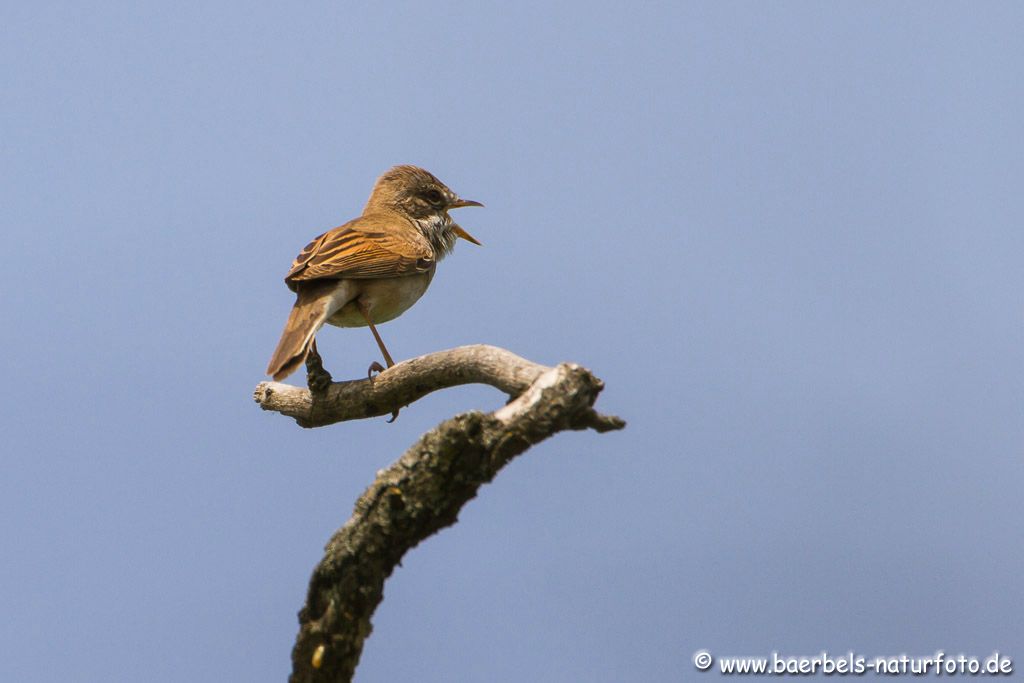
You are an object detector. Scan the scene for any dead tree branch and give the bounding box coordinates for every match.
[253,345,624,682]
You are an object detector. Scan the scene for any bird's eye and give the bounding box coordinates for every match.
[423,189,444,205]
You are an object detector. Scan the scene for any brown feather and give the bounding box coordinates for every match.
[285,215,434,290]
[265,282,339,381]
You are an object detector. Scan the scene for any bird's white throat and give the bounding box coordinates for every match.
[415,213,458,259]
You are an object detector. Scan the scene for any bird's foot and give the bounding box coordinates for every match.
[305,346,333,395]
[365,360,399,422]
[307,369,332,395]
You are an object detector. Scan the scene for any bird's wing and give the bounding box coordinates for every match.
[285,216,433,287]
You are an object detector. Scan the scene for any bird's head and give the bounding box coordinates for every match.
[365,165,483,244]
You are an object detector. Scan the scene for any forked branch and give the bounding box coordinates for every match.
[253,345,624,683]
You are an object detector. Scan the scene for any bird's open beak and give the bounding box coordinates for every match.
[448,198,482,244]
[452,224,482,245]
[449,198,484,209]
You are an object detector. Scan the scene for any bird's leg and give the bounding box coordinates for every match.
[357,301,396,370]
[357,302,400,422]
[305,338,333,395]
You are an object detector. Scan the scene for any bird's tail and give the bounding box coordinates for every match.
[266,285,335,381]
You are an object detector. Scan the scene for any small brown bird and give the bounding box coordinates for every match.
[266,165,482,384]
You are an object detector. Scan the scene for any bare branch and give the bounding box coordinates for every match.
[253,347,624,682]
[254,344,551,427]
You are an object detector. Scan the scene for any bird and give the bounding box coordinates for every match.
[265,165,483,388]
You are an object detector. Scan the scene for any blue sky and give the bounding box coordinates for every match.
[3,2,1022,681]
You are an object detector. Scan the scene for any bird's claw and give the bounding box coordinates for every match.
[305,345,333,395]
[366,361,399,421]
[307,368,333,395]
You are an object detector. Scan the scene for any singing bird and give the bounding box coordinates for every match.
[266,165,482,384]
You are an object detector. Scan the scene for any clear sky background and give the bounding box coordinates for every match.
[3,2,1022,681]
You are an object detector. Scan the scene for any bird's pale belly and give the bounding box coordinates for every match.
[325,270,435,328]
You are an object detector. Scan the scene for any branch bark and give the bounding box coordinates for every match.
[253,345,624,682]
